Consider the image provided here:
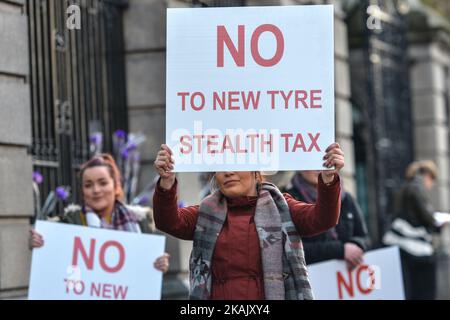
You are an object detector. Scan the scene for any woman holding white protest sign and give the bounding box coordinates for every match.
[30,154,170,273]
[153,142,344,300]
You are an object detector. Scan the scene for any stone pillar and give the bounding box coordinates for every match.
[123,0,192,299]
[0,0,33,299]
[408,0,450,211]
[333,2,356,197]
[408,3,450,299]
[409,43,450,212]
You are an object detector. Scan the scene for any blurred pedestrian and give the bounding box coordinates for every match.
[383,160,438,299]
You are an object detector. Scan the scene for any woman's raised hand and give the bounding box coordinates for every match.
[153,253,170,273]
[154,144,176,190]
[29,229,44,249]
[321,142,345,184]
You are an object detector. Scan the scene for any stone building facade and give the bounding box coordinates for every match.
[409,1,450,212]
[0,0,449,299]
[0,0,33,299]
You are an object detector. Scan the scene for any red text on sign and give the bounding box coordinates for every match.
[90,282,128,300]
[177,90,322,111]
[72,237,126,273]
[336,264,376,299]
[179,132,321,154]
[217,24,284,67]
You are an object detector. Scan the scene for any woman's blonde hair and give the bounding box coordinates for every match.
[405,160,438,181]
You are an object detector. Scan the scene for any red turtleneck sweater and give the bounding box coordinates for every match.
[153,175,341,300]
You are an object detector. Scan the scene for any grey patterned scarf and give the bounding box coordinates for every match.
[189,182,314,300]
[83,201,141,233]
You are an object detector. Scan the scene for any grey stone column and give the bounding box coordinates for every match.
[0,0,33,299]
[123,0,192,299]
[408,3,450,300]
[333,2,356,197]
[409,43,450,212]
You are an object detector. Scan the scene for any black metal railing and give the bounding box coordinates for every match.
[362,0,414,241]
[28,0,128,217]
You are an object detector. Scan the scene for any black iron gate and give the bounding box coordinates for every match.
[28,0,128,215]
[349,0,414,242]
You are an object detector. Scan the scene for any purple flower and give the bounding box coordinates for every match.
[138,196,149,205]
[33,171,43,185]
[55,187,69,201]
[115,129,127,139]
[126,142,137,152]
[121,148,130,159]
[89,134,102,145]
[121,142,138,159]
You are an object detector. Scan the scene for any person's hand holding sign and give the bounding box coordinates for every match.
[321,143,345,184]
[155,143,345,186]
[154,253,170,273]
[154,144,176,190]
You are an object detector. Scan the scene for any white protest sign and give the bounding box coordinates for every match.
[28,221,165,300]
[307,246,405,300]
[166,5,335,172]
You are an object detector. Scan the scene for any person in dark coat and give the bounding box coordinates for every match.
[284,170,370,268]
